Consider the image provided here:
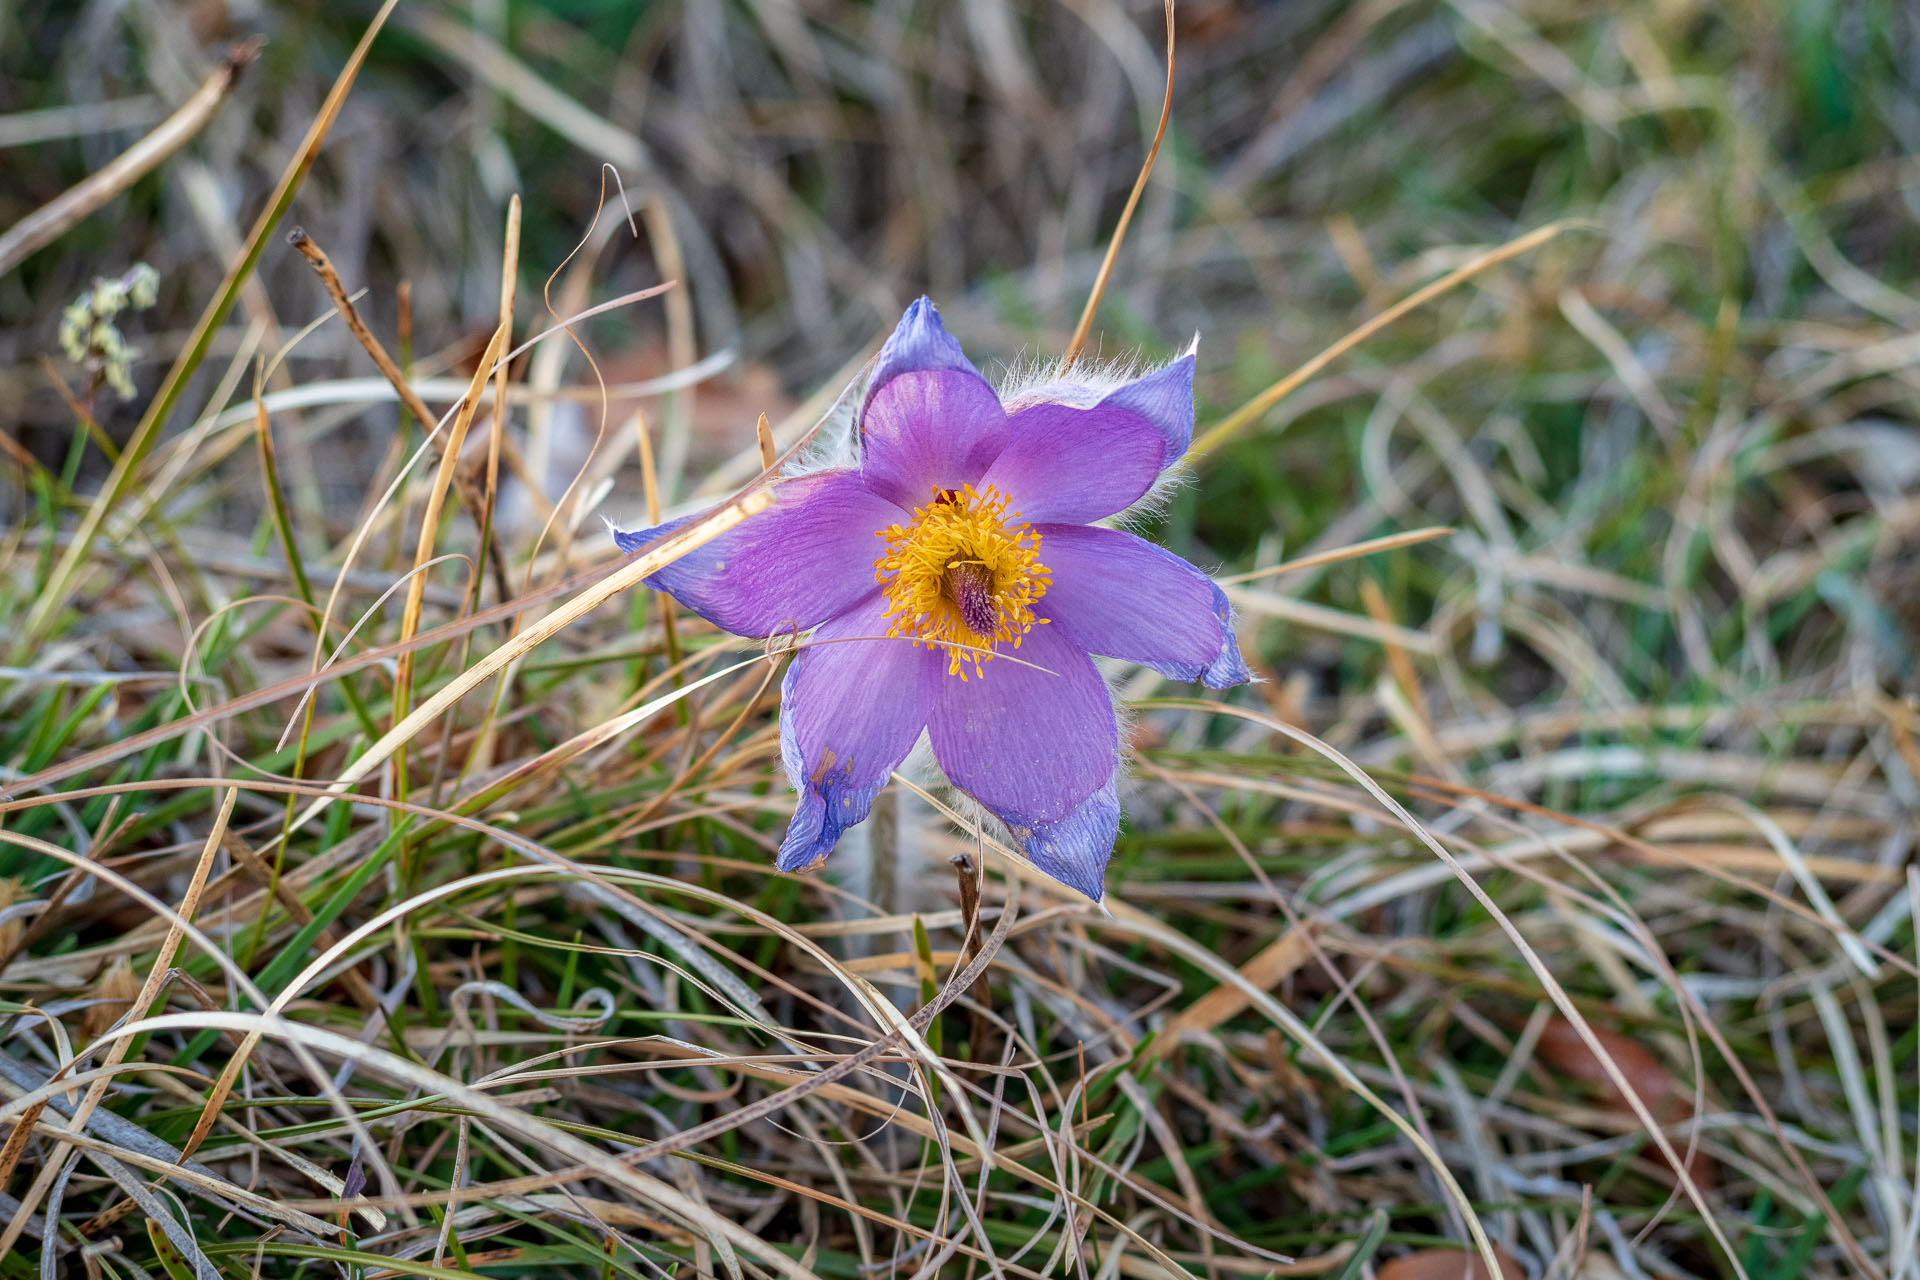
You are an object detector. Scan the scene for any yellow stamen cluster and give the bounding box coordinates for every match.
[874,484,1050,679]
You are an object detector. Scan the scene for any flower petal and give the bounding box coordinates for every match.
[981,353,1194,523]
[865,297,982,403]
[1006,779,1119,904]
[1034,523,1251,688]
[612,470,900,638]
[861,299,1009,508]
[776,595,940,873]
[927,621,1120,900]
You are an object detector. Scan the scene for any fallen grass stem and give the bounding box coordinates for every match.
[0,40,261,274]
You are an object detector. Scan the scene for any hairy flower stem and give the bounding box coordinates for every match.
[951,850,991,1064]
[869,786,901,919]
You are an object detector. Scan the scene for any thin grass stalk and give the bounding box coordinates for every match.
[393,325,508,889]
[1188,220,1584,459]
[243,377,330,970]
[0,41,260,274]
[1061,0,1174,369]
[633,407,687,717]
[452,198,523,799]
[287,226,512,608]
[1217,524,1455,586]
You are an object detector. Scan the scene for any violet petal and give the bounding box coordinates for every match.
[612,469,900,638]
[1034,523,1251,688]
[927,621,1120,901]
[864,297,981,406]
[776,595,940,872]
[860,299,1008,508]
[1013,778,1120,904]
[981,354,1194,523]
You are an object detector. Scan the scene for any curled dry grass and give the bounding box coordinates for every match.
[3,1,1920,1278]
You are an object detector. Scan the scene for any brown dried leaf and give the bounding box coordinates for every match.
[1376,1246,1525,1280]
[1153,923,1319,1053]
[1535,1017,1714,1183]
[1536,1017,1677,1115]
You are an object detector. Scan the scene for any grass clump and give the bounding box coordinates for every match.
[2,2,1918,1278]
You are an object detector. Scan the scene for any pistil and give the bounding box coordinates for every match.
[945,560,999,635]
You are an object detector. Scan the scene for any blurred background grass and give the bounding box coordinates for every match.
[3,0,1919,1277]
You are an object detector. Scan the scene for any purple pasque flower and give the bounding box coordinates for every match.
[614,298,1249,901]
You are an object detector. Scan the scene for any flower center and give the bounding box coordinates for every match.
[874,484,1050,680]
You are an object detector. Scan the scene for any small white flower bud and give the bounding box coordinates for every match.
[127,263,159,308]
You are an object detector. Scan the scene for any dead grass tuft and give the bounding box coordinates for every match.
[3,1,1918,1278]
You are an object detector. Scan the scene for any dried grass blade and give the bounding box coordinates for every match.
[1150,922,1317,1054]
[456,197,525,784]
[1062,0,1173,367]
[101,1012,833,1280]
[1154,702,1754,1277]
[393,323,509,759]
[1218,526,1454,585]
[0,788,237,1257]
[1189,219,1585,459]
[283,491,769,841]
[0,41,259,274]
[0,557,613,804]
